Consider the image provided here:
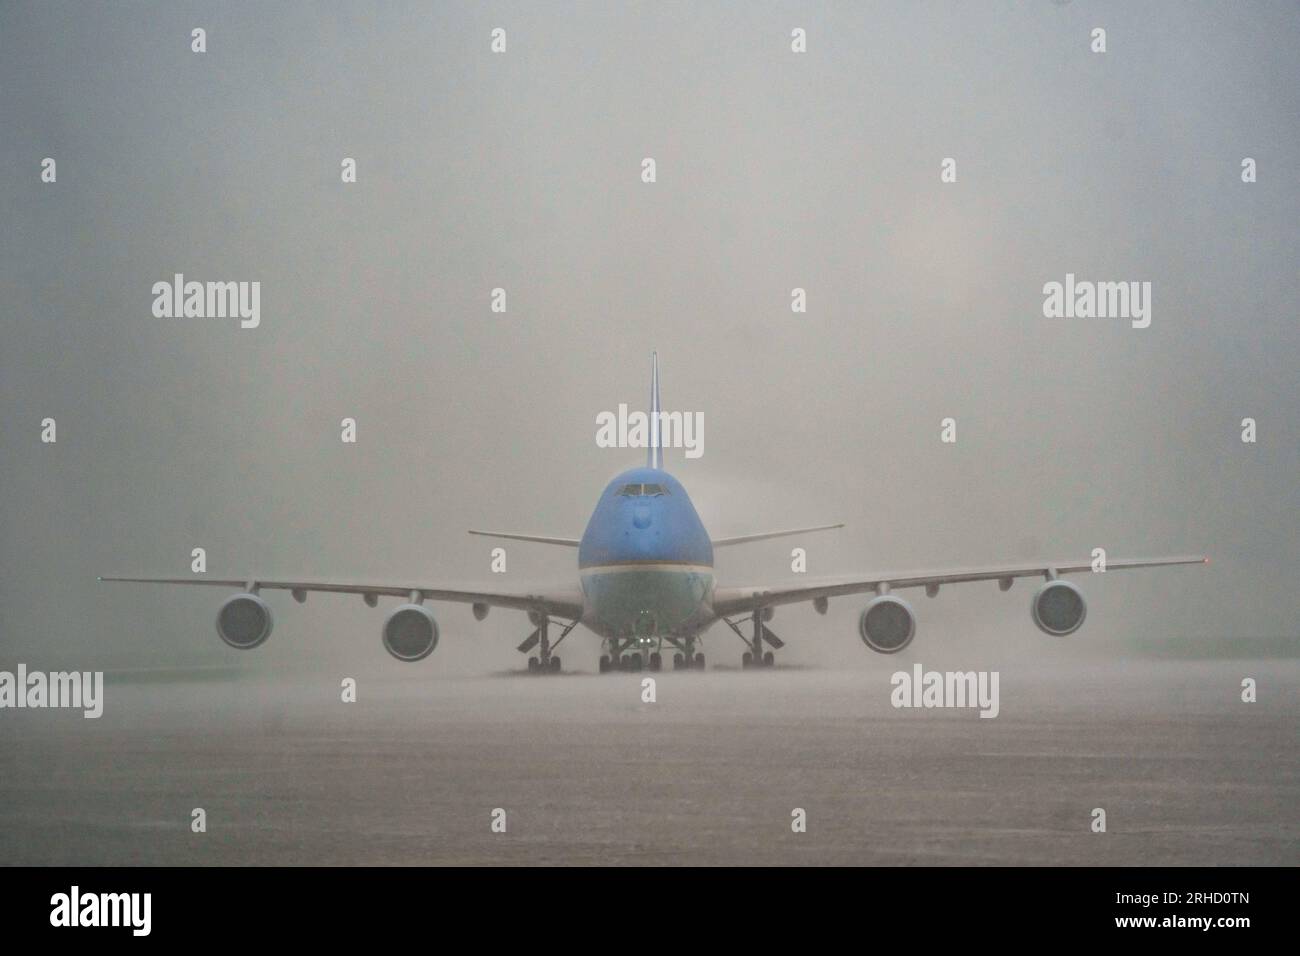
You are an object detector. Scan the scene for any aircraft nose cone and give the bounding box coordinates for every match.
[633,506,652,529]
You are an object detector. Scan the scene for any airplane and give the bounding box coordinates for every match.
[101,354,1207,674]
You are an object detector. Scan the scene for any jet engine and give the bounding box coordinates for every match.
[858,595,916,654]
[1031,580,1087,636]
[216,593,273,649]
[383,604,439,661]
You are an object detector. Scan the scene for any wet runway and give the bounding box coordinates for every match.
[1,660,1296,865]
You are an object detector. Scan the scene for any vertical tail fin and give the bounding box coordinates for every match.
[648,351,662,469]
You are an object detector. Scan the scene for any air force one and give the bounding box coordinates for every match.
[101,355,1206,673]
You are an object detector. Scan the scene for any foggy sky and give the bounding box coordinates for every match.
[2,1,1297,672]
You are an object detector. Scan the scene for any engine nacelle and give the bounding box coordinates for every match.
[216,593,273,649]
[383,603,439,661]
[1031,580,1087,636]
[858,595,916,654]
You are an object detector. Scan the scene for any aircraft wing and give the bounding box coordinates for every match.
[710,555,1207,618]
[466,530,580,547]
[99,576,585,619]
[711,524,843,547]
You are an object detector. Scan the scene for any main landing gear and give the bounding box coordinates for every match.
[671,651,705,671]
[723,609,785,669]
[517,615,579,675]
[599,637,704,673]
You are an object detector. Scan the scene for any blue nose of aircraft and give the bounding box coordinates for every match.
[633,505,652,529]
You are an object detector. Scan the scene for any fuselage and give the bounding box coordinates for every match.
[578,467,715,639]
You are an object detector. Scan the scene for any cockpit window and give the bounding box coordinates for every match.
[617,483,669,497]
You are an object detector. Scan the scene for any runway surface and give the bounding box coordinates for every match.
[1,659,1296,865]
